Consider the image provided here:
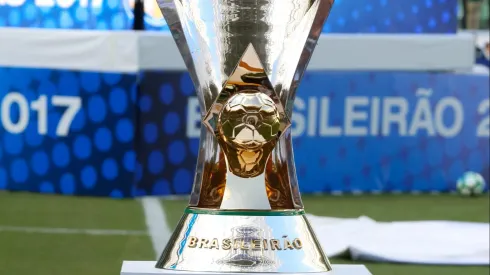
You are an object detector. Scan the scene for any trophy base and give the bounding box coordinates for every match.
[122,262,373,275]
[156,208,332,273]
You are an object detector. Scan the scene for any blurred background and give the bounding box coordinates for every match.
[0,1,489,275]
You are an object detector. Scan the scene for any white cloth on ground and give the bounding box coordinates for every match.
[307,215,490,265]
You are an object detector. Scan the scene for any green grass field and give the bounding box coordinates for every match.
[0,191,488,275]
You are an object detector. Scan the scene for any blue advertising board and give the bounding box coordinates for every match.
[0,67,138,198]
[135,70,489,196]
[0,0,458,33]
[0,68,487,197]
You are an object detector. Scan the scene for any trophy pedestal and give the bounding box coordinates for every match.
[121,261,373,275]
[155,209,332,273]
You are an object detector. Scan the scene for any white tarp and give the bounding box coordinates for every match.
[138,32,476,71]
[308,215,490,265]
[0,28,139,73]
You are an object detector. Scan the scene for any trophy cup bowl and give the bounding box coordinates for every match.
[156,0,334,273]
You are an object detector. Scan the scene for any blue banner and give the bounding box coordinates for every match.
[326,0,458,33]
[0,67,138,198]
[0,0,458,33]
[1,69,487,197]
[136,71,489,195]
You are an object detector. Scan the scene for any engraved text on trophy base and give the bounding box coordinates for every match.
[187,236,303,251]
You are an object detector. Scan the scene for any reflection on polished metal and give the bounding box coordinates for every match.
[159,210,329,273]
[156,0,334,273]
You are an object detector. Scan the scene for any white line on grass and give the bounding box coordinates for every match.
[0,225,148,236]
[141,197,172,259]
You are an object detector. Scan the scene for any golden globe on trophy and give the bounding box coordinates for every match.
[155,0,336,273]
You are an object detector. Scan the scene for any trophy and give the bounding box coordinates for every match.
[156,0,334,273]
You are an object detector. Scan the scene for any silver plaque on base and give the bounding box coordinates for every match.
[156,0,335,273]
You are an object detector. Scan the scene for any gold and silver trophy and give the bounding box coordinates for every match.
[156,0,334,273]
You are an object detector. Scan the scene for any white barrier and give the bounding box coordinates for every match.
[0,27,476,72]
[0,28,139,73]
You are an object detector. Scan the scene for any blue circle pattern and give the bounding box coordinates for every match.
[81,166,97,189]
[58,72,80,96]
[39,181,55,194]
[0,69,136,197]
[109,87,128,114]
[38,80,56,98]
[148,151,165,175]
[116,118,134,143]
[60,173,75,194]
[24,3,37,21]
[31,151,50,176]
[103,73,122,86]
[88,95,107,123]
[80,73,101,93]
[164,112,180,135]
[0,0,456,33]
[11,159,29,183]
[135,72,198,196]
[168,141,186,165]
[123,151,136,172]
[132,71,487,196]
[4,133,23,155]
[118,71,490,196]
[1,56,488,199]
[102,158,118,180]
[94,128,113,152]
[73,135,92,160]
[75,6,88,22]
[52,143,71,168]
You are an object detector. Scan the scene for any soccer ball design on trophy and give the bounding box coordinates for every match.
[218,90,282,177]
[156,0,335,273]
[221,91,280,150]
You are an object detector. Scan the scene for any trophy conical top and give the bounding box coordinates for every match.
[158,0,333,114]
